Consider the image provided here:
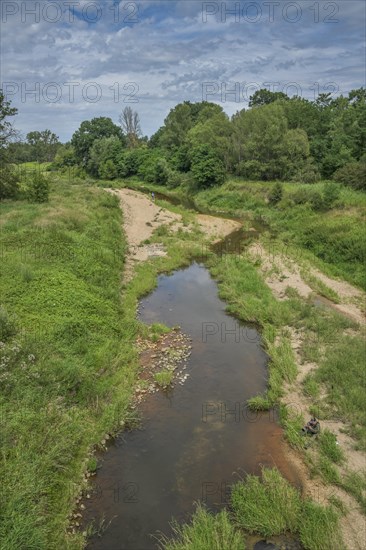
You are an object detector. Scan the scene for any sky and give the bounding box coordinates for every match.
[1,0,365,142]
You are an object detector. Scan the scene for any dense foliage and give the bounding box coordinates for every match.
[4,88,365,191]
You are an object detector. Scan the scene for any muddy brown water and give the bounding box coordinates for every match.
[83,262,300,550]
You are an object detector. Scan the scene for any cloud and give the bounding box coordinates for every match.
[1,0,364,140]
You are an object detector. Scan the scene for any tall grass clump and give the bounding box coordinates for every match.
[160,505,245,550]
[318,429,345,464]
[299,500,344,550]
[231,468,344,549]
[231,468,301,536]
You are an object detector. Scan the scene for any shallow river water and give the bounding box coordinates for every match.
[84,262,299,549]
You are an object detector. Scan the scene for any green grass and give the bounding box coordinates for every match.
[166,178,366,291]
[154,368,175,388]
[279,404,306,450]
[230,468,343,549]
[0,181,139,549]
[164,469,344,550]
[160,505,245,550]
[303,375,321,399]
[318,429,345,464]
[340,471,366,515]
[299,500,345,550]
[231,468,301,536]
[246,394,271,411]
[316,456,342,485]
[300,269,341,303]
[312,335,366,449]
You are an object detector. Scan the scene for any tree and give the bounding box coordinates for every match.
[151,101,224,152]
[71,117,124,165]
[233,103,289,179]
[190,145,227,188]
[249,89,289,107]
[119,107,141,148]
[333,159,366,191]
[6,141,32,163]
[26,129,60,162]
[0,92,19,199]
[0,90,18,152]
[154,158,170,185]
[53,144,77,168]
[87,136,125,177]
[281,128,311,179]
[187,111,232,170]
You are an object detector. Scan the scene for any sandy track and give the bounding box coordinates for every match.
[248,242,365,325]
[109,188,241,281]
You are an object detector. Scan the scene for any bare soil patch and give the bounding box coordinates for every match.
[109,188,241,281]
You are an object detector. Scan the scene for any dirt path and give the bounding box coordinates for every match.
[109,188,241,281]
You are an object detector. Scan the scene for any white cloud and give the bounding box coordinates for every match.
[0,0,364,140]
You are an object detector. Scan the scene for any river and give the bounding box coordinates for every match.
[83,258,299,550]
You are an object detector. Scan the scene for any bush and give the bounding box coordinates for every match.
[292,187,324,210]
[0,306,17,341]
[154,158,170,185]
[268,182,283,205]
[0,165,20,200]
[322,181,340,209]
[99,159,118,180]
[26,172,50,203]
[309,190,324,211]
[333,161,366,191]
[292,188,313,205]
[167,170,183,189]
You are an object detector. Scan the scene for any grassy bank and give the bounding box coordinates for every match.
[161,468,344,550]
[0,175,205,549]
[0,178,139,549]
[193,179,366,291]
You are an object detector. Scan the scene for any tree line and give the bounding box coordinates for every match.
[1,88,365,201]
